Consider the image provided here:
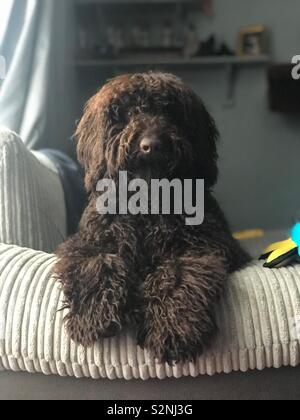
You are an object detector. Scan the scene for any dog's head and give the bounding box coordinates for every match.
[76,72,219,192]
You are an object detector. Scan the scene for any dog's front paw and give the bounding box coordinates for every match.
[137,314,215,364]
[136,289,219,363]
[66,303,123,347]
[137,258,222,364]
[55,246,130,347]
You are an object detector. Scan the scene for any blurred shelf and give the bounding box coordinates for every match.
[75,55,271,68]
[76,0,197,4]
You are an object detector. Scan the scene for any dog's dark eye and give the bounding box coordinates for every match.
[107,105,117,119]
[162,103,185,126]
[107,104,127,124]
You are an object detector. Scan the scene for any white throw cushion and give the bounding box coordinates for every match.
[0,128,67,252]
[0,242,300,380]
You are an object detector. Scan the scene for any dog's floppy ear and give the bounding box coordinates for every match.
[75,92,106,193]
[187,91,219,189]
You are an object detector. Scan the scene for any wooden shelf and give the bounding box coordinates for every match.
[75,55,271,68]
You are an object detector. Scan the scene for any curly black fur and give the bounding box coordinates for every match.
[54,72,250,364]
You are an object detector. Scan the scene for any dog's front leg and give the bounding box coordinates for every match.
[137,252,227,364]
[54,233,132,347]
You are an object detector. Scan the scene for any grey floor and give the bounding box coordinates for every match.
[0,367,299,400]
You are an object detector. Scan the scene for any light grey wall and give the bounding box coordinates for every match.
[177,0,300,230]
[75,0,300,231]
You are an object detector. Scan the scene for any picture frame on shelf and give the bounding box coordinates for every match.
[237,25,267,56]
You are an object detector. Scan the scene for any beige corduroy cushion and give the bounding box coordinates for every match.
[1,242,300,380]
[0,127,67,253]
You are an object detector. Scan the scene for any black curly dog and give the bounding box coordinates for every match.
[54,72,250,363]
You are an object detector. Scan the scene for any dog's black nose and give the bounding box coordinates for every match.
[140,137,161,155]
